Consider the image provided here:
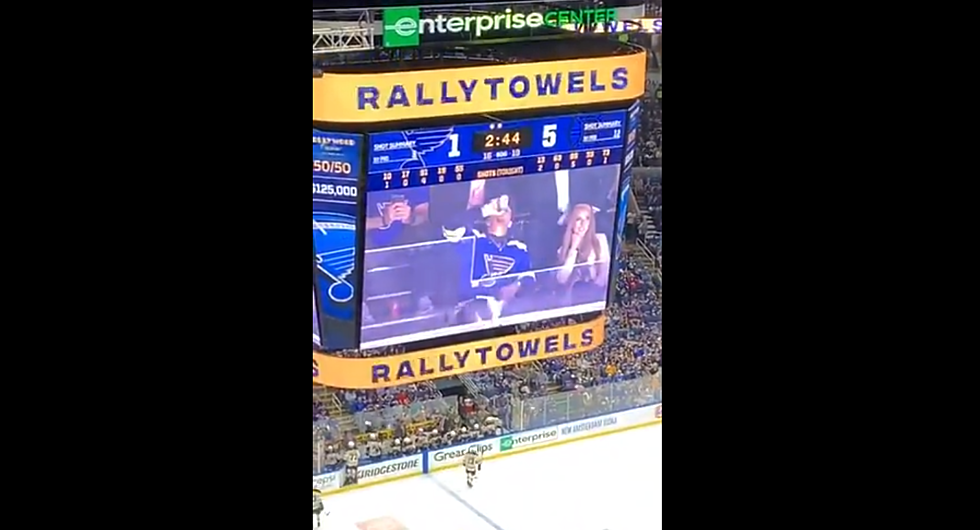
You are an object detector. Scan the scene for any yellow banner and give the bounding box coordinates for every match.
[312,51,646,123]
[313,317,606,389]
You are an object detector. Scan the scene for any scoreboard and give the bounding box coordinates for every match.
[312,130,362,350]
[313,108,635,351]
[366,110,627,190]
[361,109,628,348]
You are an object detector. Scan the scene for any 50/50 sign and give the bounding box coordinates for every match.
[313,160,353,175]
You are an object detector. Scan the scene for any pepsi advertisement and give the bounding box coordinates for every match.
[361,110,628,348]
[313,130,363,350]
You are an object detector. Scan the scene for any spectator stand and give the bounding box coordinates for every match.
[313,248,663,476]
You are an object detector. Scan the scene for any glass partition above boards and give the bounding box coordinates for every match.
[312,130,364,351]
[360,110,628,349]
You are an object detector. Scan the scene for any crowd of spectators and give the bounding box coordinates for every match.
[471,253,662,401]
[635,76,663,266]
[635,169,662,259]
[337,381,443,414]
[639,82,663,168]
[313,241,664,473]
[313,161,663,472]
[314,195,662,472]
[313,400,328,423]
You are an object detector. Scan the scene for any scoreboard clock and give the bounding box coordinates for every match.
[473,127,533,151]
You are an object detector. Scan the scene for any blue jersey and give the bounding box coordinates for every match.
[445,228,534,301]
[366,187,429,248]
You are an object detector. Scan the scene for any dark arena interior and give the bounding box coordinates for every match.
[313,1,661,527]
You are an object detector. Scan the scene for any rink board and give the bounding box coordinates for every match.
[316,403,662,496]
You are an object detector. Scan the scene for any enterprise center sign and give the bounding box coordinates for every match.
[383,6,617,48]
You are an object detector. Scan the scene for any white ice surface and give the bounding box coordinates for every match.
[319,423,662,530]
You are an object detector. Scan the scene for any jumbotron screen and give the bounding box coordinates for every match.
[360,110,626,348]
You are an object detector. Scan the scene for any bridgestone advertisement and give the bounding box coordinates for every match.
[359,455,422,485]
[314,454,424,491]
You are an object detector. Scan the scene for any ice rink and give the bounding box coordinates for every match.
[318,423,662,530]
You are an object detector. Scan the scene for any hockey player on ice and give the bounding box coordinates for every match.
[343,441,361,487]
[387,436,402,457]
[323,444,339,470]
[312,490,328,528]
[366,433,383,460]
[463,446,483,488]
[483,416,502,437]
[442,429,457,446]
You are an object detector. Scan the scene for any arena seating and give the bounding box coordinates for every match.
[640,84,662,169]
[313,240,663,473]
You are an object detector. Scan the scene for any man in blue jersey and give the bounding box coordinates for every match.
[443,193,536,324]
[364,187,430,249]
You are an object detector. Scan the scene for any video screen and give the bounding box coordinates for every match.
[360,164,621,348]
[312,129,362,351]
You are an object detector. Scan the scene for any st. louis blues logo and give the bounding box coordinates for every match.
[313,213,356,303]
[476,254,516,288]
[398,127,456,170]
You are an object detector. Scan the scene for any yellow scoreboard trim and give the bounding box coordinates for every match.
[312,50,646,123]
[312,317,606,389]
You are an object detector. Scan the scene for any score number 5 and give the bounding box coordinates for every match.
[542,124,557,148]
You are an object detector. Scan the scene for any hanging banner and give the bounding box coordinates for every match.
[313,317,606,389]
[313,51,646,123]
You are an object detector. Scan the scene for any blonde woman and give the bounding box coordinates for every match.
[556,204,611,293]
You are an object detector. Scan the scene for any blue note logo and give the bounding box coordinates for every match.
[399,127,456,170]
[313,214,357,303]
[477,254,516,288]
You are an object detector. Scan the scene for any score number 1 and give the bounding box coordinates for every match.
[448,133,461,158]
